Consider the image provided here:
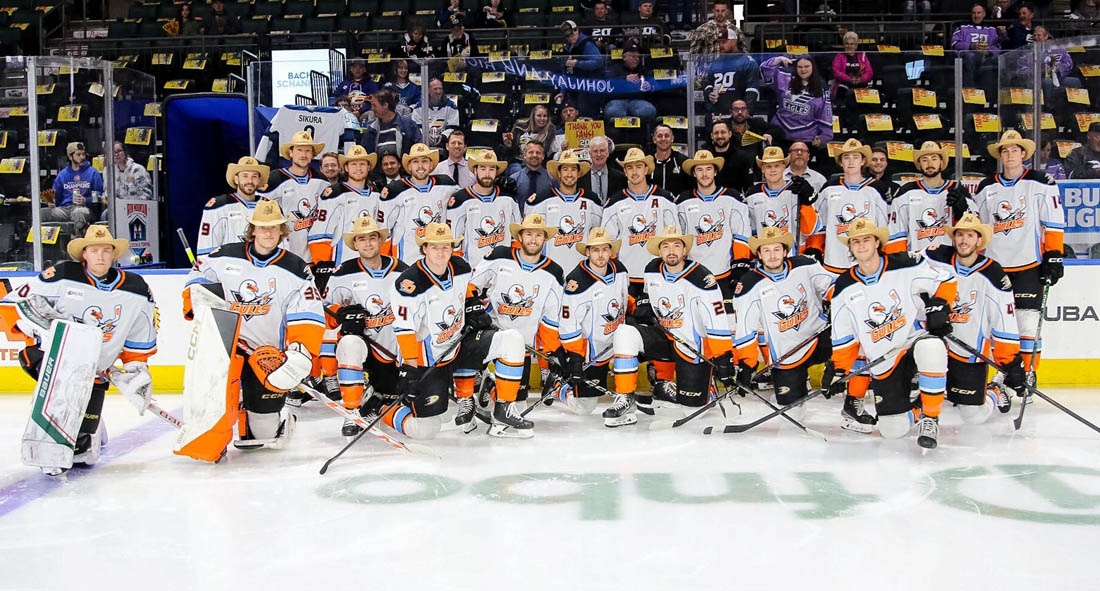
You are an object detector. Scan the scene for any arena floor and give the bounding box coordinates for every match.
[1,389,1098,590]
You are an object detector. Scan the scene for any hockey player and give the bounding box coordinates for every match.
[887,141,971,253]
[378,143,458,265]
[463,214,565,434]
[263,130,329,264]
[386,222,528,439]
[447,150,521,268]
[924,213,1026,423]
[824,218,957,448]
[731,226,833,420]
[308,145,380,274]
[196,157,271,256]
[323,216,408,436]
[744,146,819,253]
[0,226,158,475]
[807,139,891,273]
[525,150,603,271]
[180,201,324,456]
[972,130,1064,380]
[607,225,735,426]
[558,227,629,414]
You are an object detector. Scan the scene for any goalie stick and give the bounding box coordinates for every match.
[99,367,183,429]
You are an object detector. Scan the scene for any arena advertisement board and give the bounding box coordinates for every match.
[112,198,160,263]
[270,48,346,108]
[1057,180,1100,257]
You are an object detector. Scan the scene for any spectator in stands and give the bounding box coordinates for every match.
[1002,3,1035,50]
[437,0,468,28]
[1069,0,1099,30]
[650,124,690,195]
[476,0,510,28]
[704,120,742,190]
[45,142,100,236]
[581,135,625,204]
[582,0,620,53]
[501,105,556,175]
[700,25,760,123]
[207,0,240,35]
[111,142,152,201]
[760,56,833,154]
[1067,122,1100,179]
[1038,136,1067,180]
[432,129,475,188]
[412,78,460,148]
[372,151,404,188]
[953,4,1002,88]
[560,20,605,116]
[903,0,931,16]
[384,59,421,116]
[621,0,665,46]
[604,40,658,127]
[336,59,380,104]
[359,88,422,156]
[1018,26,1082,98]
[549,99,580,157]
[718,99,780,192]
[690,0,742,57]
[832,32,873,106]
[784,140,826,192]
[396,22,435,60]
[989,0,1013,19]
[510,140,553,199]
[869,145,900,203]
[334,95,364,132]
[320,152,343,184]
[168,3,203,36]
[436,15,475,58]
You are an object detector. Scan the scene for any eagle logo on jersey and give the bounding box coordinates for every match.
[950,289,978,323]
[475,211,508,249]
[230,278,277,318]
[554,212,586,247]
[435,305,463,343]
[497,284,539,319]
[694,210,726,247]
[915,207,949,241]
[290,197,318,231]
[628,211,659,245]
[656,294,686,329]
[992,199,1026,235]
[835,202,871,234]
[414,206,442,238]
[363,294,397,331]
[601,298,626,334]
[865,290,905,342]
[763,206,790,231]
[772,284,809,332]
[77,304,122,342]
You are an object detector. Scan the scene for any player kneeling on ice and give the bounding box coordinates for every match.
[824,218,958,449]
[731,226,834,422]
[608,225,736,427]
[925,213,1026,423]
[387,223,528,439]
[177,201,324,461]
[0,226,158,475]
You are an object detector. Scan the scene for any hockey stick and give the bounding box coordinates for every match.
[97,368,182,428]
[944,333,1100,436]
[1013,280,1051,430]
[521,345,615,413]
[298,382,438,456]
[177,227,196,265]
[319,328,468,474]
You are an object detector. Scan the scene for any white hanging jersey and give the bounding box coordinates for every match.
[603,186,679,280]
[812,178,890,273]
[731,256,832,368]
[888,180,964,253]
[675,187,752,277]
[642,258,732,362]
[744,182,820,250]
[255,106,349,163]
[324,255,409,363]
[972,169,1065,272]
[262,168,328,264]
[184,242,326,355]
[827,253,957,376]
[309,182,381,264]
[469,246,565,351]
[446,186,522,269]
[0,262,158,371]
[924,246,1020,365]
[390,256,472,367]
[523,187,603,271]
[378,176,457,265]
[559,258,629,364]
[195,193,272,256]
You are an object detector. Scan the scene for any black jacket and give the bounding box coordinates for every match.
[651,151,691,196]
[580,166,626,205]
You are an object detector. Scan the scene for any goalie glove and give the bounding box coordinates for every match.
[14,294,62,341]
[252,343,313,392]
[109,361,153,415]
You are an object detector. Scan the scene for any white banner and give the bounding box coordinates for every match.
[270,48,345,108]
[113,199,160,263]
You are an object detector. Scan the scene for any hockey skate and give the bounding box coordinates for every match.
[752,368,774,391]
[73,422,107,467]
[475,374,493,425]
[987,374,1012,414]
[916,415,939,449]
[455,396,478,434]
[841,394,876,434]
[602,393,638,427]
[322,376,340,401]
[488,400,534,439]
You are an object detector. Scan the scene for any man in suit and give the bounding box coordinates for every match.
[580,135,625,206]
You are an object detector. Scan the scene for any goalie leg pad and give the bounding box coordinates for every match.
[246,410,281,440]
[174,307,243,463]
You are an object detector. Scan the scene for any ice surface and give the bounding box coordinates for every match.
[1,389,1099,590]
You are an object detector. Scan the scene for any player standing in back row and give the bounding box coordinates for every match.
[887,141,971,253]
[447,150,521,268]
[197,157,272,256]
[378,143,458,265]
[524,149,603,271]
[263,131,329,264]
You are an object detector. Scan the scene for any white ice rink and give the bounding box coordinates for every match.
[1,389,1099,590]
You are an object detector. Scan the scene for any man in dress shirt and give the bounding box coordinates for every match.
[581,135,625,205]
[431,129,476,188]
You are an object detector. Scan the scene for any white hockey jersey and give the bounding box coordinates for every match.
[390,256,472,367]
[603,186,679,280]
[812,178,891,273]
[468,246,565,351]
[446,186,522,268]
[0,262,158,372]
[559,258,629,364]
[324,255,408,363]
[888,180,964,253]
[743,181,820,250]
[195,193,274,256]
[732,256,833,368]
[642,258,732,362]
[675,187,752,277]
[183,242,326,356]
[309,182,380,264]
[378,176,457,265]
[255,105,350,163]
[972,169,1065,271]
[262,168,329,264]
[523,187,603,271]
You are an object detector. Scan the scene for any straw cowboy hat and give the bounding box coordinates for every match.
[987,130,1035,160]
[646,225,694,256]
[547,149,591,179]
[402,142,441,170]
[510,213,558,242]
[343,215,390,250]
[467,149,508,174]
[576,226,621,256]
[912,141,949,169]
[279,130,325,160]
[754,146,789,169]
[616,147,655,175]
[947,212,993,250]
[67,224,129,261]
[249,200,289,227]
[225,156,270,189]
[684,149,726,175]
[415,221,462,247]
[748,226,794,253]
[837,217,890,247]
[833,138,873,166]
[338,145,378,168]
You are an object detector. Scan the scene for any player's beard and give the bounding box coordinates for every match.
[522,240,544,257]
[477,174,496,189]
[921,164,940,179]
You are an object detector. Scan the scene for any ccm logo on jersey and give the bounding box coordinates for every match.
[865,290,905,342]
[230,278,276,317]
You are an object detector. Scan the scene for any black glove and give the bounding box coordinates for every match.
[632,297,656,326]
[790,176,817,207]
[1040,250,1063,286]
[820,362,847,399]
[735,360,756,390]
[495,174,517,194]
[396,364,426,396]
[946,183,970,222]
[729,259,753,282]
[923,296,952,337]
[711,352,736,388]
[337,304,366,336]
[563,350,585,382]
[803,247,823,264]
[311,260,337,291]
[464,297,492,330]
[1002,353,1027,390]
